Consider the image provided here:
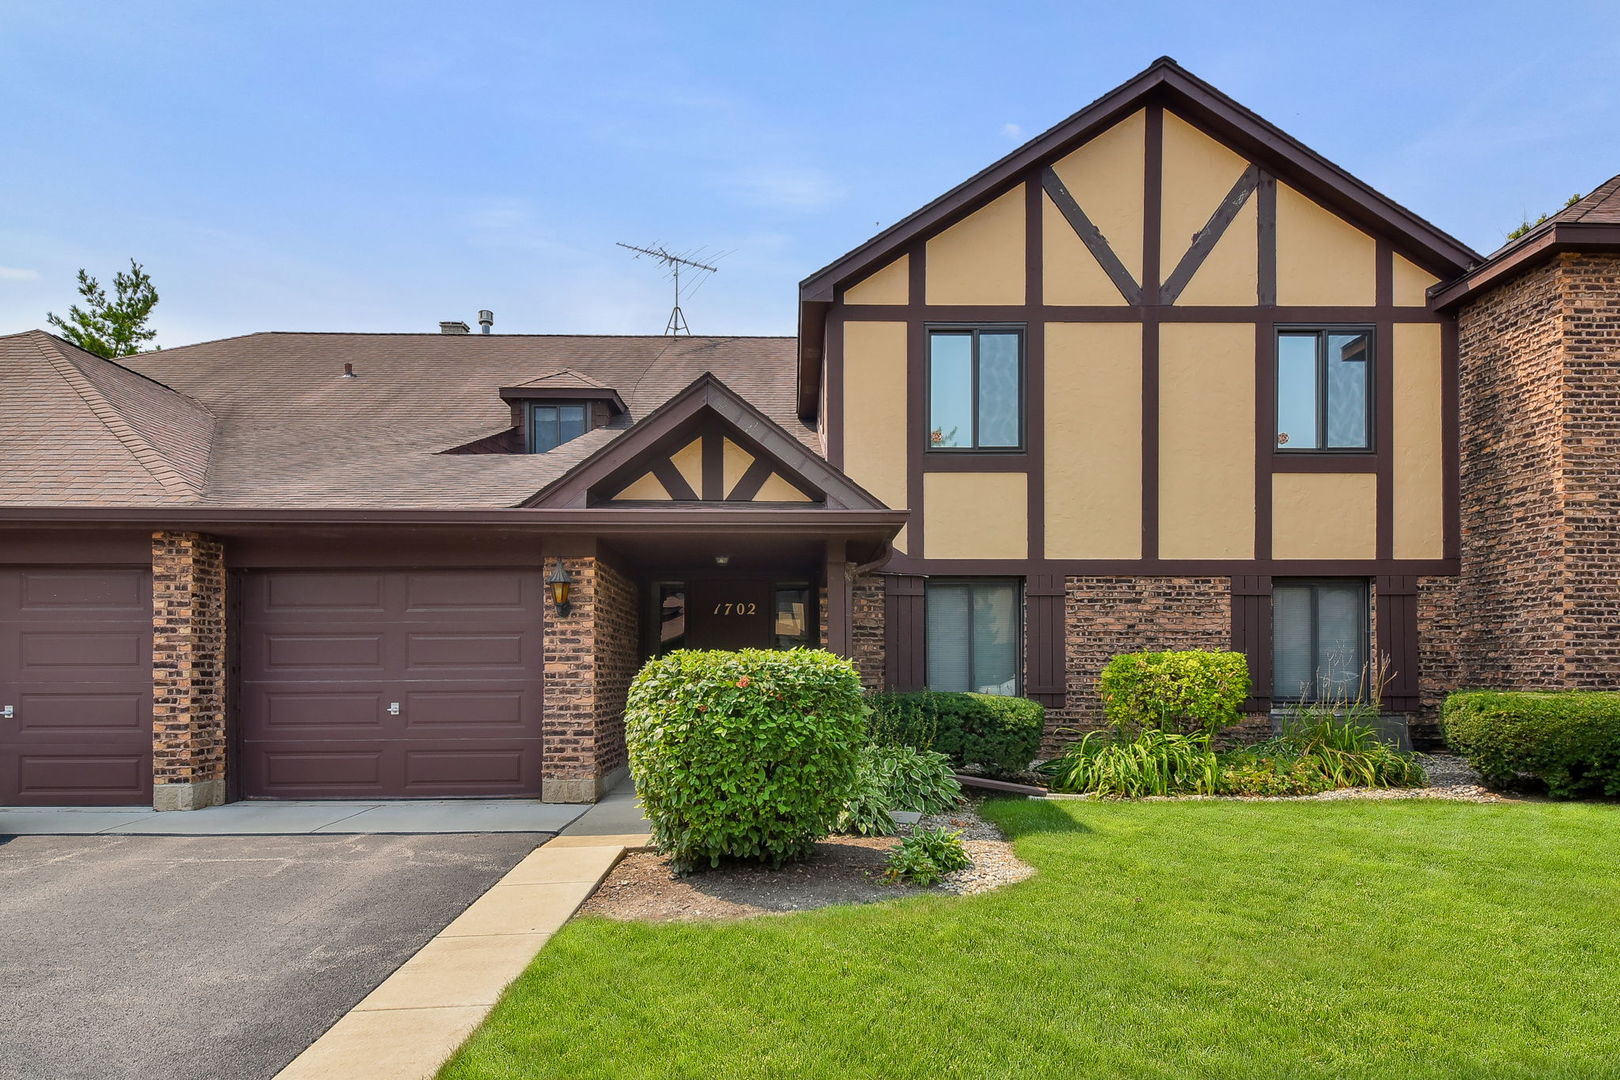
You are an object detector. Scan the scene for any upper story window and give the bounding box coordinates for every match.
[1276,328,1372,452]
[529,402,589,453]
[928,327,1023,451]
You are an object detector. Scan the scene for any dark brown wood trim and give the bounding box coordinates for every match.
[728,456,775,502]
[1254,323,1274,561]
[825,539,851,657]
[883,574,926,691]
[826,314,844,468]
[498,385,627,414]
[920,454,1031,472]
[1430,221,1620,311]
[1161,164,1260,305]
[1270,453,1379,473]
[1257,171,1278,307]
[1141,105,1164,561]
[649,458,698,501]
[1040,168,1142,304]
[1375,240,1396,562]
[906,243,928,558]
[838,303,1443,323]
[1230,574,1273,712]
[1023,573,1066,707]
[225,567,244,804]
[1374,574,1420,711]
[1025,175,1046,566]
[883,554,1458,577]
[701,430,724,500]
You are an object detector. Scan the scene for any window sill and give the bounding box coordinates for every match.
[1269,452,1377,473]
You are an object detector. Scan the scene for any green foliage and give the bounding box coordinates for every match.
[835,756,897,837]
[1506,193,1584,241]
[883,826,971,886]
[46,259,160,358]
[837,744,961,836]
[1221,706,1427,794]
[1041,729,1221,797]
[869,691,1043,775]
[1443,691,1620,799]
[625,648,866,870]
[1097,650,1251,735]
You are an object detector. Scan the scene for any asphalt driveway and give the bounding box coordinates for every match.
[0,832,547,1080]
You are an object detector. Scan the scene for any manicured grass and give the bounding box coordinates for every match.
[440,799,1620,1079]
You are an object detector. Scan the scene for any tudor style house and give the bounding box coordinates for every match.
[4,58,1619,809]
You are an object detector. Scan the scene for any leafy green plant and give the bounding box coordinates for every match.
[836,758,897,837]
[1218,704,1426,794]
[1041,729,1221,797]
[883,826,971,886]
[869,691,1043,775]
[1444,691,1620,798]
[625,648,866,870]
[1097,650,1251,735]
[837,744,960,836]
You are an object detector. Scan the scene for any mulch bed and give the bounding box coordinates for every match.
[579,799,1034,923]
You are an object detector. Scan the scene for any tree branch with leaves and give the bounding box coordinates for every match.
[46,259,160,358]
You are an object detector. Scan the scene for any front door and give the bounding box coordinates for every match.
[683,580,773,650]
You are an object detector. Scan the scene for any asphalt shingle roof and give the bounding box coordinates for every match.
[0,330,806,509]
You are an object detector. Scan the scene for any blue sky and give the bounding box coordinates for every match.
[3,1,1618,346]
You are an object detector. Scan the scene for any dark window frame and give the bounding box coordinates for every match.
[923,577,1024,695]
[1271,578,1371,703]
[1274,325,1375,454]
[527,400,592,454]
[924,324,1027,453]
[771,581,816,650]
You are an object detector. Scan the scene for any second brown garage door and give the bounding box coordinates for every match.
[240,569,544,798]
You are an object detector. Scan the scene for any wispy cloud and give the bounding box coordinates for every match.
[720,164,846,212]
[1001,122,1025,142]
[0,266,40,281]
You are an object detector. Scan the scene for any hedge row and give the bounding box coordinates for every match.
[1443,691,1620,799]
[869,690,1044,776]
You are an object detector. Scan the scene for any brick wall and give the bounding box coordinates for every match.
[850,575,884,690]
[1452,251,1620,693]
[151,531,227,810]
[541,555,640,801]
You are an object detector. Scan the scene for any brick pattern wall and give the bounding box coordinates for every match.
[1451,252,1620,694]
[151,532,227,804]
[592,559,639,777]
[1046,577,1238,752]
[850,575,884,689]
[1416,575,1463,746]
[541,555,640,799]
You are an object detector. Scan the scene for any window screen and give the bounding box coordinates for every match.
[531,403,589,452]
[1275,329,1372,451]
[925,580,1020,695]
[927,329,1023,450]
[1273,579,1369,701]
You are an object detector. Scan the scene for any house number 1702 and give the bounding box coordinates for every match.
[713,602,758,615]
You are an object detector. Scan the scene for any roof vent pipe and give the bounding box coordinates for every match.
[342,363,357,378]
[439,320,470,334]
[478,310,494,334]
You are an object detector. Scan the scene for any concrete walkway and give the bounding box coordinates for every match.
[0,799,590,836]
[274,777,653,1080]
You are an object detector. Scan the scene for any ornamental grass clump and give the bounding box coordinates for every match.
[1041,728,1221,797]
[625,648,865,870]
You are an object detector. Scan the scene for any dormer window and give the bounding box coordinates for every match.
[529,402,589,452]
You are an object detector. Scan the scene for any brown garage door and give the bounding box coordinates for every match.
[240,569,544,798]
[0,567,153,806]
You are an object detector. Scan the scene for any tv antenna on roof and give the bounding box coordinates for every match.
[616,242,720,335]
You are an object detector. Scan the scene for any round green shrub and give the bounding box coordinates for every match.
[625,648,866,869]
[1443,691,1620,798]
[1097,649,1251,735]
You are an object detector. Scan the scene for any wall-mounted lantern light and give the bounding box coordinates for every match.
[547,560,574,617]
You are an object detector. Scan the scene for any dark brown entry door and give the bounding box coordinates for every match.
[683,580,773,650]
[240,569,543,798]
[0,567,153,805]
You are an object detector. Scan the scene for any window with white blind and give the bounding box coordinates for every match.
[1272,579,1369,701]
[925,579,1021,695]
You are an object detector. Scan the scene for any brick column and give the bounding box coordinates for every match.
[151,532,227,811]
[541,556,639,802]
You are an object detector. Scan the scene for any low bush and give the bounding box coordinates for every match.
[883,826,971,886]
[837,741,962,836]
[1097,649,1251,735]
[835,759,897,837]
[1041,729,1221,797]
[625,648,866,869]
[1443,691,1620,798]
[870,691,1044,775]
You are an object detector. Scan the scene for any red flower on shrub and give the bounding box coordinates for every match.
[736,676,751,688]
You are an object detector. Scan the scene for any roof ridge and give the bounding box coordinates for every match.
[28,334,201,499]
[36,330,217,414]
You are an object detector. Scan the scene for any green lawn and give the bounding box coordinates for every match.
[440,798,1620,1080]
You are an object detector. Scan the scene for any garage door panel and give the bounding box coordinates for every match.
[405,633,526,669]
[263,633,386,671]
[17,692,147,736]
[241,568,544,798]
[19,569,147,611]
[404,570,534,610]
[1,566,152,806]
[12,750,149,804]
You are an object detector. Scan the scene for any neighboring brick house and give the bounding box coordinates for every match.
[2,57,1616,808]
